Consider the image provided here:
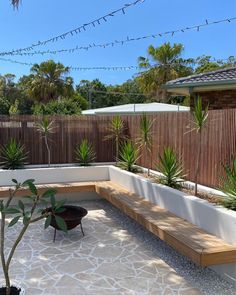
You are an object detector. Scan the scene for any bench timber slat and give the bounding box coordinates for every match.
[0,182,97,197]
[1,180,236,267]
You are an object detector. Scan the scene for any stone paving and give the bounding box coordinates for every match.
[1,200,236,295]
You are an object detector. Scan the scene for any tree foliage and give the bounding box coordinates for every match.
[0,50,235,114]
[105,116,126,163]
[191,97,209,196]
[137,113,154,175]
[28,60,72,102]
[32,98,82,115]
[11,0,20,7]
[137,43,194,102]
[36,118,54,167]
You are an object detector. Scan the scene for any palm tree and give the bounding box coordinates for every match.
[11,0,20,7]
[105,116,126,164]
[137,113,154,175]
[191,97,208,196]
[137,43,193,101]
[29,60,73,102]
[36,117,55,167]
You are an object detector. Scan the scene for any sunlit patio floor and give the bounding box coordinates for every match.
[1,200,236,295]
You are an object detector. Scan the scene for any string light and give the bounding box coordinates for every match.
[0,57,138,71]
[0,0,145,56]
[0,57,234,72]
[2,16,235,57]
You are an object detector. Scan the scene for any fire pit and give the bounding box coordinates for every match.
[46,205,88,242]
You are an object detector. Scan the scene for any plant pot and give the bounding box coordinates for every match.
[0,284,25,295]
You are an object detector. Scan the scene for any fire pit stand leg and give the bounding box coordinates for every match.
[80,223,85,236]
[53,228,57,242]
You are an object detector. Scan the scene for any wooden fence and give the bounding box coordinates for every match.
[0,109,236,189]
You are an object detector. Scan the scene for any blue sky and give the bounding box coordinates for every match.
[0,0,235,86]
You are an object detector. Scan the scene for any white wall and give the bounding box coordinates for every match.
[109,166,236,285]
[0,166,110,186]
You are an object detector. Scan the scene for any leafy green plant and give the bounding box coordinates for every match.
[118,140,139,172]
[191,96,208,195]
[137,113,154,175]
[0,179,66,295]
[32,98,82,115]
[105,116,126,164]
[36,117,54,167]
[0,139,28,169]
[220,158,236,210]
[75,139,96,166]
[156,147,184,188]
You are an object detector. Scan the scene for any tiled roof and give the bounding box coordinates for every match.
[166,67,236,87]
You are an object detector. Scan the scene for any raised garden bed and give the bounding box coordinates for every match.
[1,164,236,285]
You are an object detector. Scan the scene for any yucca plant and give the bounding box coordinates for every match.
[220,158,236,210]
[105,116,126,164]
[0,139,28,169]
[191,97,208,195]
[137,113,154,175]
[75,139,95,166]
[36,117,54,167]
[156,147,184,188]
[118,140,139,172]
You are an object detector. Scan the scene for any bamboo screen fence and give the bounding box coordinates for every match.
[0,109,235,188]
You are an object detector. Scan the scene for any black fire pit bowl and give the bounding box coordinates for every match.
[45,205,88,242]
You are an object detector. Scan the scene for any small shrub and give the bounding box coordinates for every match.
[0,139,28,169]
[75,140,95,166]
[156,147,184,188]
[118,140,139,172]
[0,96,10,115]
[220,158,236,210]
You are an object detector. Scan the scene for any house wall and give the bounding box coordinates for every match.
[190,90,236,110]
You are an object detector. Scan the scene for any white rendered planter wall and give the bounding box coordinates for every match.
[0,166,110,186]
[109,166,236,284]
[1,164,236,284]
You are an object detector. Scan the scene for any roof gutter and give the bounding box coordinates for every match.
[163,79,236,90]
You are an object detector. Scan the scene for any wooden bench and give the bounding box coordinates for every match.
[1,180,236,267]
[0,182,97,197]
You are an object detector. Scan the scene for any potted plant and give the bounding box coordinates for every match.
[0,179,67,295]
